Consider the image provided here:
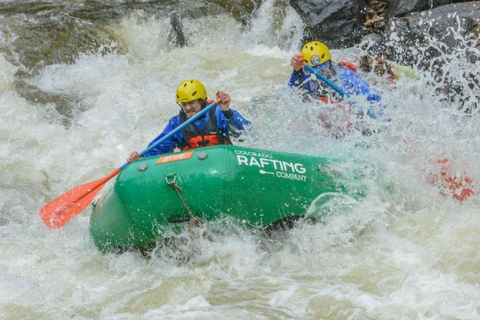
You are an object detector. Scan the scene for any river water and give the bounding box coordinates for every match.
[1,1,480,319]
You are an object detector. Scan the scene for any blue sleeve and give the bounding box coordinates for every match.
[143,116,183,157]
[288,70,313,93]
[338,68,379,98]
[215,107,251,132]
[338,67,387,119]
[288,71,302,87]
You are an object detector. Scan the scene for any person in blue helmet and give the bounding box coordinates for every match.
[289,40,387,120]
[127,79,250,162]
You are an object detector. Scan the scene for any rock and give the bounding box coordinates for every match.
[288,0,369,48]
[385,0,463,20]
[288,0,478,51]
[386,2,480,66]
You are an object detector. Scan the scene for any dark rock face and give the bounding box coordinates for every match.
[386,2,480,112]
[289,0,369,48]
[386,2,480,66]
[288,0,479,51]
[385,0,456,19]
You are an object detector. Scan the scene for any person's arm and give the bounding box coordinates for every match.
[143,116,183,157]
[128,116,182,162]
[288,68,304,84]
[339,67,388,119]
[339,67,383,101]
[216,107,251,137]
[222,108,251,128]
[214,91,250,136]
[288,54,310,89]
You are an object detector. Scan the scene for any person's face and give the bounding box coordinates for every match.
[181,99,202,118]
[313,61,330,75]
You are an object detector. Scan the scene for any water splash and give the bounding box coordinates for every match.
[1,1,480,318]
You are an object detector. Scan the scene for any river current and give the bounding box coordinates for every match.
[1,1,480,319]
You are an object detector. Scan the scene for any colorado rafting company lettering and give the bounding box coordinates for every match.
[235,151,308,182]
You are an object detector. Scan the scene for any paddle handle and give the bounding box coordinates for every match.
[118,100,218,170]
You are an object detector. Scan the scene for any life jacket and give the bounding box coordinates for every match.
[179,107,231,150]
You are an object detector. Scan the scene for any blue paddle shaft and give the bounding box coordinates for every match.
[118,101,218,170]
[303,64,349,98]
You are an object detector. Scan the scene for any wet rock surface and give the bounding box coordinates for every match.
[289,0,479,53]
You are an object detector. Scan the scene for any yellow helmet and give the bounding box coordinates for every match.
[301,41,331,67]
[176,79,207,103]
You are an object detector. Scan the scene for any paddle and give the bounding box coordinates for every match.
[40,100,219,229]
[302,61,474,201]
[303,63,349,98]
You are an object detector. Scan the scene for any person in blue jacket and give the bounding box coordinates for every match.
[128,79,250,162]
[289,41,386,120]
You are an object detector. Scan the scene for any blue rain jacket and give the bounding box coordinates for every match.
[288,63,386,119]
[143,106,250,157]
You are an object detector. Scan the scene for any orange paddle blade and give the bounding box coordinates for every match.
[40,169,120,229]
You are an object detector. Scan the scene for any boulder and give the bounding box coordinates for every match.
[288,0,369,48]
[385,2,480,66]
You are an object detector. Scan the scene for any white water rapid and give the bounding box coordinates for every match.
[1,0,479,318]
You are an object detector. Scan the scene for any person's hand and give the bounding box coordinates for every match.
[290,54,304,71]
[216,91,231,111]
[127,151,139,163]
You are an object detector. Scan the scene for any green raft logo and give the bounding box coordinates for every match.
[234,150,307,182]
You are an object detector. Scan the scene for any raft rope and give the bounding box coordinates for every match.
[166,174,212,241]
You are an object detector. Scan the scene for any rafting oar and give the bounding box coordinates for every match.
[302,62,349,98]
[302,61,474,201]
[40,100,219,229]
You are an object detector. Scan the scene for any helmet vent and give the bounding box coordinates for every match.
[192,91,197,97]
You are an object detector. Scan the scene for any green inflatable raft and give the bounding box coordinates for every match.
[90,145,350,252]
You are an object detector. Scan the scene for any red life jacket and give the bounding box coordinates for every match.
[179,107,231,150]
